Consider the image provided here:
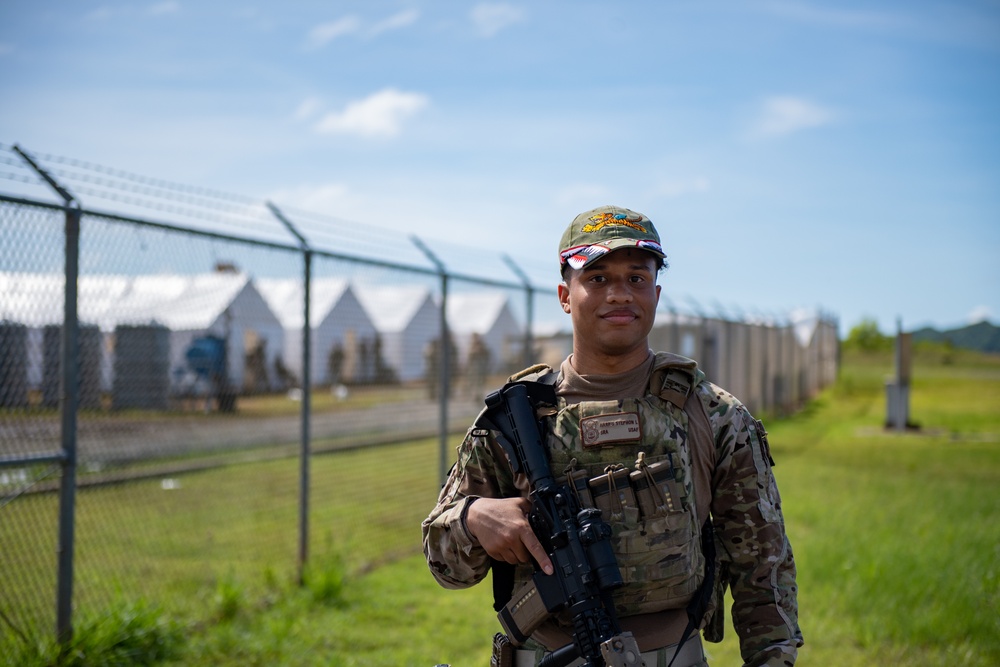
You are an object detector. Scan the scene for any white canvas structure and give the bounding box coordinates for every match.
[1,272,132,390]
[446,291,523,373]
[354,284,440,382]
[102,272,284,392]
[0,272,133,328]
[0,271,284,393]
[257,277,378,385]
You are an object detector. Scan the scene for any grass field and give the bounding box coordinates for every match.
[5,346,999,666]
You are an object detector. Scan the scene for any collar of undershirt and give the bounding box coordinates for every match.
[557,351,655,405]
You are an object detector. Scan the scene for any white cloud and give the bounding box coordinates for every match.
[652,177,710,199]
[293,97,322,122]
[470,3,526,37]
[748,96,835,139]
[368,9,420,37]
[967,305,993,324]
[314,88,429,138]
[305,11,417,48]
[306,16,362,49]
[148,1,179,16]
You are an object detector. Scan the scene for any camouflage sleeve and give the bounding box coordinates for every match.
[707,390,803,666]
[421,426,516,589]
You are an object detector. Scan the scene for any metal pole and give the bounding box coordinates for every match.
[758,312,772,414]
[266,202,312,583]
[439,272,449,483]
[660,294,680,356]
[893,317,909,432]
[299,249,312,580]
[712,301,732,391]
[13,145,79,644]
[502,255,535,369]
[411,236,450,487]
[56,205,80,643]
[685,296,710,377]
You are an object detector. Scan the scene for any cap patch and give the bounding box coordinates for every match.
[582,211,648,235]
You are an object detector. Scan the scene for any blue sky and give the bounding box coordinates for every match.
[1,1,998,336]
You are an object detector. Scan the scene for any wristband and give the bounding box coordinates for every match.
[460,496,480,540]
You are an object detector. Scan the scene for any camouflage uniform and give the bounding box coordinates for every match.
[422,352,802,666]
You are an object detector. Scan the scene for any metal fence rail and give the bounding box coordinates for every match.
[0,144,838,660]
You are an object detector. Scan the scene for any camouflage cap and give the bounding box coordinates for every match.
[559,205,665,270]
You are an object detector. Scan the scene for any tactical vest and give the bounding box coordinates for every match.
[508,353,713,619]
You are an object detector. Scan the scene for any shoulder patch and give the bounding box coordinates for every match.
[649,352,702,409]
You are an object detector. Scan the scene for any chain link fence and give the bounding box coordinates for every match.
[0,143,838,661]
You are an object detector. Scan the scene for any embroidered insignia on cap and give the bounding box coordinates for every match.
[582,212,648,234]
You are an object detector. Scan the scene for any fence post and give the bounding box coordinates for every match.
[660,294,680,355]
[764,317,772,414]
[13,145,80,644]
[712,302,733,391]
[56,204,80,644]
[411,237,451,487]
[685,297,711,379]
[502,255,536,369]
[267,202,312,584]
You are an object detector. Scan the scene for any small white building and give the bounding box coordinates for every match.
[257,277,378,385]
[354,284,440,382]
[0,272,130,392]
[0,271,284,395]
[99,272,285,393]
[446,291,523,373]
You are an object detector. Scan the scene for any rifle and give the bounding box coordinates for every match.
[475,380,644,667]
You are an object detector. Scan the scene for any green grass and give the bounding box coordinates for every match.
[1,438,444,663]
[233,383,429,418]
[9,601,186,667]
[4,348,999,666]
[11,382,429,419]
[745,348,1000,666]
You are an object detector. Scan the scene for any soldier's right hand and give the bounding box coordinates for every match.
[466,497,554,575]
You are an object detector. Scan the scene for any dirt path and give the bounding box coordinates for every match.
[0,397,484,467]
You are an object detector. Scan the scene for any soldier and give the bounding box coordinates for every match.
[466,332,493,404]
[422,205,802,666]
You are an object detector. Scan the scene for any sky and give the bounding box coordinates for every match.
[1,0,998,337]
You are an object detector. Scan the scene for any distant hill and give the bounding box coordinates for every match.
[911,320,1000,353]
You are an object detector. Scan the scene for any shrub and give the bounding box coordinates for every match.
[15,601,184,667]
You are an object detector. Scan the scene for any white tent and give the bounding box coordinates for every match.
[0,272,129,327]
[257,277,378,385]
[104,272,285,392]
[0,271,284,394]
[354,284,440,382]
[1,272,132,390]
[446,291,523,373]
